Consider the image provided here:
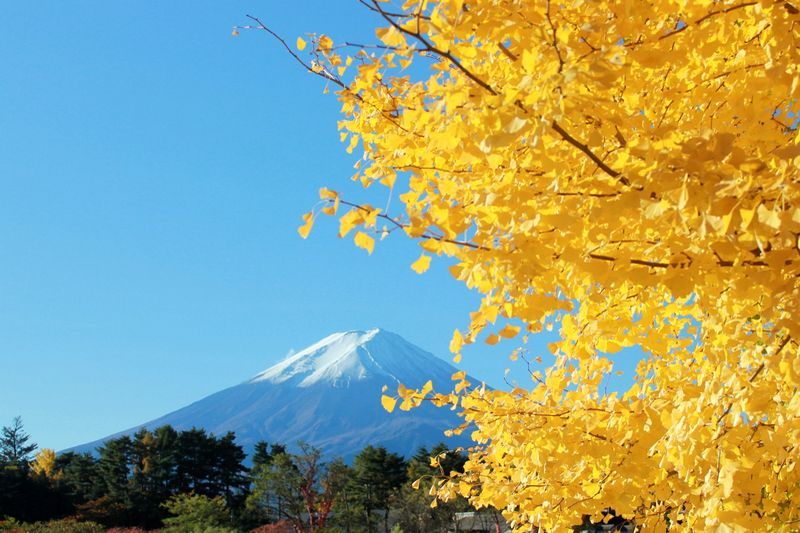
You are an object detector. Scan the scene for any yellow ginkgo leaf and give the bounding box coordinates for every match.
[319,187,338,200]
[498,324,520,339]
[338,209,362,238]
[375,26,406,47]
[354,231,375,254]
[380,395,396,413]
[318,34,333,51]
[449,329,464,354]
[296,36,307,51]
[297,212,314,239]
[410,254,431,274]
[420,380,433,396]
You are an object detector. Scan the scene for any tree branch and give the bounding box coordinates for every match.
[368,0,499,95]
[245,15,346,89]
[659,2,758,41]
[362,2,634,185]
[551,121,630,186]
[243,15,423,138]
[338,199,490,251]
[545,0,565,74]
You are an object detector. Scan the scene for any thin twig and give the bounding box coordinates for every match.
[338,199,490,251]
[545,0,565,73]
[245,15,346,89]
[659,2,758,41]
[369,0,499,95]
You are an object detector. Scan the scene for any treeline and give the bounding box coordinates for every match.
[0,417,487,532]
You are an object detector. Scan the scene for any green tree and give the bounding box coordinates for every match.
[54,452,102,505]
[174,428,210,495]
[129,427,179,527]
[247,450,303,527]
[251,441,287,470]
[97,436,132,505]
[349,446,407,532]
[88,426,248,528]
[0,418,67,522]
[247,443,345,532]
[162,492,233,533]
[0,417,37,468]
[88,435,134,526]
[210,431,248,505]
[325,459,357,532]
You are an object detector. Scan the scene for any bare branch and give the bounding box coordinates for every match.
[245,15,346,89]
[244,15,424,137]
[355,0,431,20]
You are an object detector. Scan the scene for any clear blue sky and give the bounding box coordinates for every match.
[0,1,636,451]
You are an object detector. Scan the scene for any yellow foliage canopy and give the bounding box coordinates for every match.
[278,0,800,529]
[31,448,58,479]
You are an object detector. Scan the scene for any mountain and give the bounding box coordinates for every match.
[66,328,476,460]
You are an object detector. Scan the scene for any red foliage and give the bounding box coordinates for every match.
[251,521,296,533]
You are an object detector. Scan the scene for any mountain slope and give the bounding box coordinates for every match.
[66,328,475,460]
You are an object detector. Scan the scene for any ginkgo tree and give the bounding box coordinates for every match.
[241,0,800,530]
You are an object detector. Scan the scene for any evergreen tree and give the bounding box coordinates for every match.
[55,451,102,505]
[349,446,407,532]
[252,441,272,470]
[82,435,137,526]
[174,428,214,495]
[0,419,67,522]
[210,431,248,504]
[251,441,287,470]
[0,416,37,467]
[171,427,248,504]
[97,435,133,505]
[129,428,176,527]
[150,425,180,494]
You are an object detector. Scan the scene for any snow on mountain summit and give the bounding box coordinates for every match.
[248,328,456,388]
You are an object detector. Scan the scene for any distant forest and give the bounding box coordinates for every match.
[0,416,501,532]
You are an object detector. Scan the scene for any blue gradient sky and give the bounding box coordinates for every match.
[0,1,637,451]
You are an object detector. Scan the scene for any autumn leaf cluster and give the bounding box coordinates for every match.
[285,0,800,529]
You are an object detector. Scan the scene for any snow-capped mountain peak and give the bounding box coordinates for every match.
[248,328,455,388]
[66,328,474,460]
